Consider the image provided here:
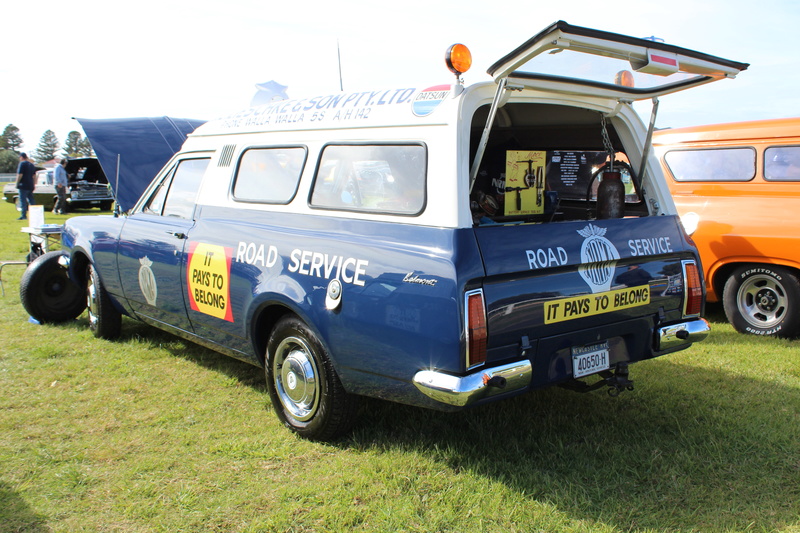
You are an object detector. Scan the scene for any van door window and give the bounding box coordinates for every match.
[233,147,307,203]
[764,146,800,181]
[664,148,755,182]
[142,168,174,216]
[161,159,210,219]
[310,144,426,215]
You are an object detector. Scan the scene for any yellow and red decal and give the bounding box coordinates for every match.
[544,285,650,324]
[187,242,234,322]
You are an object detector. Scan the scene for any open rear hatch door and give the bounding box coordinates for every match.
[487,20,749,100]
[469,21,748,191]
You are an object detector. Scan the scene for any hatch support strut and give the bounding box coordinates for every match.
[635,96,660,194]
[469,78,509,194]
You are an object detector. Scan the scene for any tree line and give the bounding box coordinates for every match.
[0,124,94,173]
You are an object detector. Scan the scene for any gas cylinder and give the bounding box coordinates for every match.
[597,171,625,219]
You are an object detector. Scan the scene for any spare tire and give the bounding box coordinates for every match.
[20,251,85,323]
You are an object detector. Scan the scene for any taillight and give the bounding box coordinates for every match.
[682,260,703,317]
[465,289,487,369]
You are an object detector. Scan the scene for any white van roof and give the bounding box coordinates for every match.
[194,84,463,137]
[193,20,748,138]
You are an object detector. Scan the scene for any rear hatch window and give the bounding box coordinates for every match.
[488,20,748,100]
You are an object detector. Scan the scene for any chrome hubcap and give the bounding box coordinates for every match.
[273,336,320,421]
[738,274,787,328]
[86,276,98,328]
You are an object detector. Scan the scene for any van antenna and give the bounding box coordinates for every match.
[113,153,121,214]
[337,39,344,92]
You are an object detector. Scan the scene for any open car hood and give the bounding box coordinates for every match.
[487,20,749,100]
[65,157,105,184]
[74,116,206,212]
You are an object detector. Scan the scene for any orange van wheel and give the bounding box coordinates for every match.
[722,265,800,338]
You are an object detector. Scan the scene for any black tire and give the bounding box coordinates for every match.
[723,264,800,338]
[19,251,86,324]
[86,263,122,339]
[265,316,359,441]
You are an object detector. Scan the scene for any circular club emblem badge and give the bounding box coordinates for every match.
[412,85,451,117]
[138,256,158,306]
[577,224,620,293]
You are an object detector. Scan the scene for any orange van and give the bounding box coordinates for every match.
[654,118,800,337]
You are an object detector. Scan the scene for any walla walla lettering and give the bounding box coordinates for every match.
[222,89,416,128]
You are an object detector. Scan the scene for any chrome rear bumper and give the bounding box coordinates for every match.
[413,360,532,407]
[414,318,709,407]
[657,318,710,351]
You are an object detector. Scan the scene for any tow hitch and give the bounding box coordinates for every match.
[561,362,634,397]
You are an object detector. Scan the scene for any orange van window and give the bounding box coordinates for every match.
[764,146,800,181]
[664,148,755,182]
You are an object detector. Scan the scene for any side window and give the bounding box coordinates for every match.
[764,146,800,181]
[233,147,306,203]
[310,144,426,215]
[664,148,756,182]
[142,168,175,215]
[161,158,210,219]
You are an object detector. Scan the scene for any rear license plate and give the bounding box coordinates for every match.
[572,342,610,378]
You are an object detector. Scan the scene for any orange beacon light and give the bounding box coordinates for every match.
[446,44,472,76]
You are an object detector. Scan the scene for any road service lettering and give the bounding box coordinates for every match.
[526,247,568,269]
[187,242,234,322]
[236,242,278,267]
[287,249,369,287]
[628,237,673,256]
[235,241,370,286]
[544,285,650,324]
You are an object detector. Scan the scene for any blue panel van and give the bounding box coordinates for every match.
[21,21,746,440]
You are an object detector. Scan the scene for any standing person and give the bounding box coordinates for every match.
[53,158,68,214]
[15,153,36,220]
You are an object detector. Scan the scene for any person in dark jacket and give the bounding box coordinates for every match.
[15,153,36,220]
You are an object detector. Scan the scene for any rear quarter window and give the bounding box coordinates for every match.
[764,146,800,181]
[664,147,756,182]
[309,144,426,215]
[233,147,307,203]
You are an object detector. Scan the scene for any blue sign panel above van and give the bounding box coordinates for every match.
[21,20,741,441]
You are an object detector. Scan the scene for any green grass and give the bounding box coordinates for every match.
[0,202,798,532]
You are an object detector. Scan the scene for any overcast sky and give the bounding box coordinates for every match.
[3,0,798,151]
